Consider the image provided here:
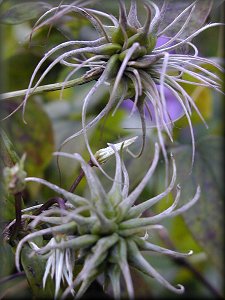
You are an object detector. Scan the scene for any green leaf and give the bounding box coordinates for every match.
[171,136,223,272]
[3,52,62,92]
[0,2,51,24]
[21,244,55,299]
[0,239,15,278]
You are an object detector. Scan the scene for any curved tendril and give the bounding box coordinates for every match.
[169,59,222,81]
[79,70,117,181]
[128,240,185,294]
[142,4,152,35]
[119,143,160,213]
[146,91,169,185]
[140,70,174,140]
[112,79,128,117]
[156,3,196,50]
[156,1,196,37]
[128,154,176,218]
[31,4,109,41]
[147,1,161,34]
[134,236,193,258]
[165,72,209,126]
[159,52,174,141]
[21,44,111,121]
[153,23,224,53]
[163,80,196,171]
[127,96,146,159]
[128,0,141,28]
[86,8,119,26]
[110,43,140,102]
[59,55,105,100]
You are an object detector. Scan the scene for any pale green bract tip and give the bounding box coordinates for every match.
[94,136,138,164]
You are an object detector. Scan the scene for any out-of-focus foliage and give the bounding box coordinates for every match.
[0,2,51,24]
[0,0,224,299]
[172,136,224,272]
[2,99,54,176]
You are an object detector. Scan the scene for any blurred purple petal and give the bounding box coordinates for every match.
[121,86,184,126]
[156,36,176,54]
[156,36,171,48]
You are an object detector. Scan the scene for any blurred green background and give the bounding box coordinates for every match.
[0,0,224,299]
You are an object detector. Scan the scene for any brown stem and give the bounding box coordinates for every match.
[14,192,22,229]
[33,159,96,216]
[9,192,23,243]
[69,158,95,193]
[34,196,66,215]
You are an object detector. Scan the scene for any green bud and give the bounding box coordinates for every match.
[111,27,125,45]
[111,25,138,46]
[104,54,121,80]
[126,32,146,49]
[146,34,157,53]
[94,136,138,165]
[3,154,27,194]
[119,46,147,61]
[96,43,122,55]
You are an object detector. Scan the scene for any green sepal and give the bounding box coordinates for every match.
[96,43,122,55]
[146,34,157,53]
[104,53,121,80]
[111,26,137,46]
[119,46,147,61]
[111,27,125,45]
[126,32,147,48]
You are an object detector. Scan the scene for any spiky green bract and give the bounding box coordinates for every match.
[8,0,222,176]
[15,143,200,298]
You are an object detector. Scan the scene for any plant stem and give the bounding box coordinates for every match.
[34,158,95,215]
[7,192,23,245]
[0,70,102,100]
[34,197,66,215]
[11,193,22,232]
[15,192,22,227]
[69,159,95,193]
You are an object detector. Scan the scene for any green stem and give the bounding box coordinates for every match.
[0,70,102,100]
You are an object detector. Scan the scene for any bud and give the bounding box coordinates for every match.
[94,136,138,164]
[3,154,27,194]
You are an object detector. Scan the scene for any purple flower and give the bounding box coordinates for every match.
[121,86,184,126]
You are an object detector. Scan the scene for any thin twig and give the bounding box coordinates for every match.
[69,159,95,193]
[0,70,102,101]
[34,196,66,215]
[14,192,22,229]
[33,158,95,215]
[8,192,23,243]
